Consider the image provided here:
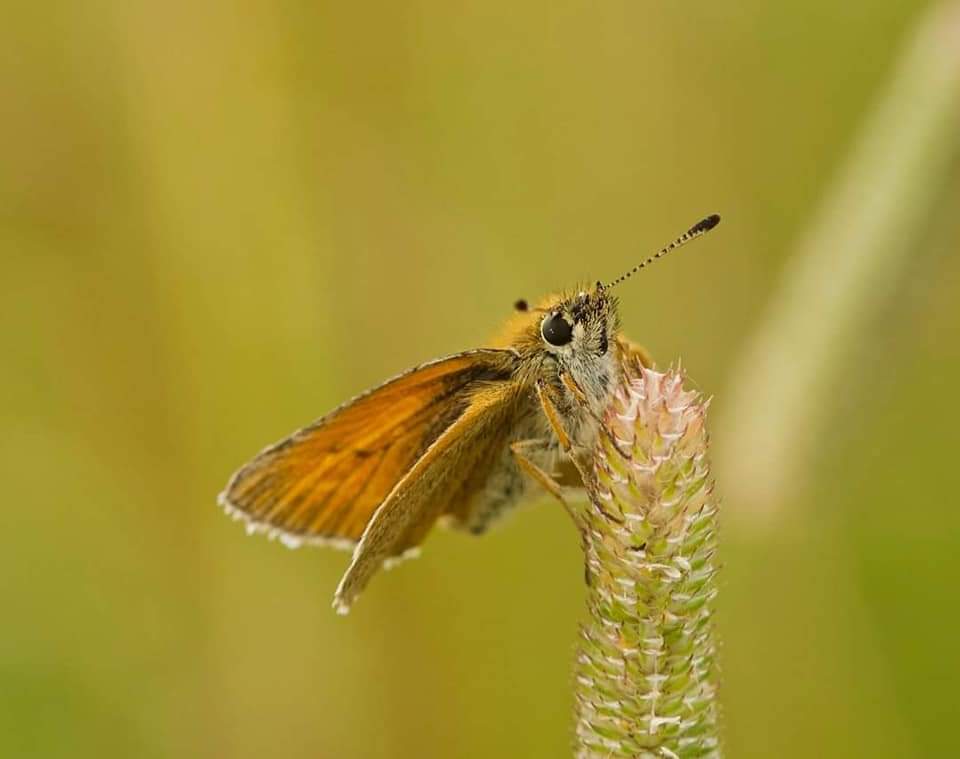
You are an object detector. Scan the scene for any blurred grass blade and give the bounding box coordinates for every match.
[719,1,960,530]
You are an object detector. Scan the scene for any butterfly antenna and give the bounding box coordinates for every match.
[601,214,721,290]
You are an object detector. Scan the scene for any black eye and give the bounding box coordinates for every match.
[541,313,573,346]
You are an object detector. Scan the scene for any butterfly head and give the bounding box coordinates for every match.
[536,285,620,361]
[508,284,622,420]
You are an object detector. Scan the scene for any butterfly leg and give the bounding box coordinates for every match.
[510,439,585,529]
[535,379,573,451]
[558,370,631,461]
[535,379,596,485]
[539,377,626,528]
[510,439,567,503]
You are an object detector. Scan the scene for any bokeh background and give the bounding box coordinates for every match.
[3,1,959,757]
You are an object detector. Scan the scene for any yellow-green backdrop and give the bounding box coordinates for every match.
[3,2,959,757]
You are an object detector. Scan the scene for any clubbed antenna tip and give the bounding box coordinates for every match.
[697,213,722,233]
[603,213,722,290]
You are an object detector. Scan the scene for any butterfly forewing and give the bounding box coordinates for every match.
[219,350,520,549]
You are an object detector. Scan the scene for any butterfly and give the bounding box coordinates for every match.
[219,214,720,613]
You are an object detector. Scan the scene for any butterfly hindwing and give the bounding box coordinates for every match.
[333,381,524,612]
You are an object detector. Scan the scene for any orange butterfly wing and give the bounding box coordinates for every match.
[218,350,520,550]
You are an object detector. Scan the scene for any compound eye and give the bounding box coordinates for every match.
[541,313,573,346]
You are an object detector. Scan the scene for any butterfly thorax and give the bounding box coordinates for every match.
[442,287,623,534]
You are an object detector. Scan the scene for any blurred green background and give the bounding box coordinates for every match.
[3,1,959,757]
